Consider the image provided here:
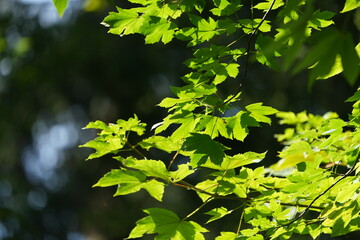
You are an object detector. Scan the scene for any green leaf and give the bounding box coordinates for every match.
[177,15,219,46]
[126,159,170,181]
[346,88,360,102]
[315,55,342,80]
[205,207,233,223]
[83,120,110,130]
[116,114,146,135]
[171,113,200,139]
[334,180,360,203]
[341,0,360,13]
[142,17,178,44]
[246,102,278,124]
[340,33,360,85]
[52,0,69,17]
[182,133,229,166]
[169,164,195,182]
[80,138,124,160]
[196,179,235,201]
[202,152,266,170]
[308,10,335,30]
[80,115,146,160]
[158,97,190,108]
[128,0,157,5]
[197,115,229,139]
[94,169,165,201]
[255,34,280,70]
[254,0,284,11]
[210,0,242,16]
[102,8,144,36]
[93,169,146,187]
[238,19,272,34]
[215,232,239,240]
[273,141,314,170]
[141,179,165,201]
[139,136,179,153]
[225,111,260,141]
[293,29,339,76]
[240,228,262,237]
[128,208,208,239]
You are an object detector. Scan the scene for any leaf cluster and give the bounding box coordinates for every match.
[50,0,360,239]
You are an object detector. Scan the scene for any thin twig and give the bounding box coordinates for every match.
[126,142,147,159]
[236,206,245,234]
[218,0,277,108]
[182,198,212,222]
[167,150,180,170]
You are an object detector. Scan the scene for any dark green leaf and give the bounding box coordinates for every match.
[182,133,229,166]
[340,33,360,85]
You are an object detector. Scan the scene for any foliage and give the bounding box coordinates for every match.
[55,0,360,239]
[52,0,69,16]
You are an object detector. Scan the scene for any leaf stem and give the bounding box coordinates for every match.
[182,197,212,222]
[126,142,147,159]
[236,206,245,234]
[167,150,180,170]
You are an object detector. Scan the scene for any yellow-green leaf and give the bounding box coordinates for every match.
[52,0,69,17]
[341,0,360,13]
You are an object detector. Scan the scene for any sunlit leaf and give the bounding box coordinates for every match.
[341,0,360,13]
[246,102,278,124]
[128,208,208,239]
[52,0,69,17]
[126,159,170,181]
[205,207,233,223]
[202,152,266,170]
[254,0,284,11]
[215,231,239,240]
[102,8,144,35]
[169,164,195,182]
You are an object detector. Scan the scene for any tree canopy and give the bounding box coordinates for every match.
[51,0,360,239]
[3,0,359,239]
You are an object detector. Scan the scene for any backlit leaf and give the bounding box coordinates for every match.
[205,207,233,223]
[142,17,178,44]
[254,0,284,11]
[341,0,360,13]
[202,152,266,170]
[246,102,278,124]
[128,208,208,239]
[93,169,146,187]
[102,8,144,36]
[52,0,69,17]
[215,232,238,240]
[126,159,170,181]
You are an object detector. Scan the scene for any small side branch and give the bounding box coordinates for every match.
[219,0,277,108]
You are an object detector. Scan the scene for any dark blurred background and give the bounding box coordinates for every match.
[0,0,358,239]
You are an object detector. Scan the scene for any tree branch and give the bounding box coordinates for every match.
[219,0,277,108]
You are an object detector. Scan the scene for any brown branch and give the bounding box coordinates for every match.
[126,142,147,159]
[167,150,180,170]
